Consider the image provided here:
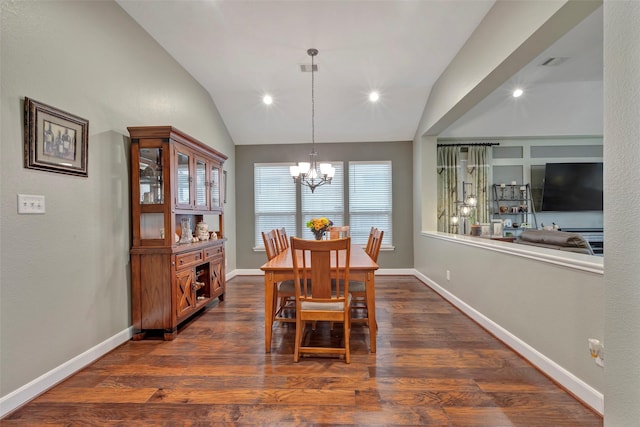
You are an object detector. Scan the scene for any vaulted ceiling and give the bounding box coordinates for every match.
[117,1,602,145]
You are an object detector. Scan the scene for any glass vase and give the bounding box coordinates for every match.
[179,218,192,244]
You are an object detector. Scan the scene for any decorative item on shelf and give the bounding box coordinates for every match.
[196,221,209,241]
[306,217,333,240]
[192,281,205,291]
[289,48,335,193]
[491,219,504,238]
[470,224,482,236]
[179,217,192,244]
[210,231,218,240]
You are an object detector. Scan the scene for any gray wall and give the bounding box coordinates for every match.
[1,0,235,398]
[412,0,608,414]
[603,1,640,425]
[235,141,413,269]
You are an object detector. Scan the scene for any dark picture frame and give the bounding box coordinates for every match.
[24,97,89,177]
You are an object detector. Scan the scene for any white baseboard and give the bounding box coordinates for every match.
[412,269,604,415]
[0,327,132,418]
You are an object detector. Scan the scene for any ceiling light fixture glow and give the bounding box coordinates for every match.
[369,91,380,102]
[512,88,524,98]
[263,94,273,105]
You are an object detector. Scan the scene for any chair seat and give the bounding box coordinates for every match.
[301,294,352,311]
[278,280,296,292]
[349,281,365,293]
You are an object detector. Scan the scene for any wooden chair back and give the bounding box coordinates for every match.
[290,236,352,363]
[365,228,384,262]
[328,225,350,240]
[276,227,289,251]
[261,229,281,261]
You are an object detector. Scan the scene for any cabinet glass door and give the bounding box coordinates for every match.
[210,165,221,209]
[139,148,163,205]
[195,157,208,209]
[176,150,191,208]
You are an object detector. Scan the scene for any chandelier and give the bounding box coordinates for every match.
[290,48,335,193]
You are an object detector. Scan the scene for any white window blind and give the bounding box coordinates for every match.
[301,162,344,240]
[254,163,297,248]
[349,161,392,245]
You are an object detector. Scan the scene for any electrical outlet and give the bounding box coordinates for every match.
[588,338,604,367]
[446,270,450,281]
[17,194,45,214]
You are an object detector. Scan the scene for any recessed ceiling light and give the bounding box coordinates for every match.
[512,88,524,98]
[263,94,273,105]
[369,91,380,102]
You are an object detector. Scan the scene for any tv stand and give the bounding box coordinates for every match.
[560,228,604,255]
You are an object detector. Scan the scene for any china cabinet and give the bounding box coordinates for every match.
[128,126,227,340]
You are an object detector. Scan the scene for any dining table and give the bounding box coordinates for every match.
[260,243,379,353]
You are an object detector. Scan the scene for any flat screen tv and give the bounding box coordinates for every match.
[541,162,603,211]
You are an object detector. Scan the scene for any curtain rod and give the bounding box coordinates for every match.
[437,142,500,147]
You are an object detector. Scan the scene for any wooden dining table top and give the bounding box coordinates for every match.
[260,243,379,272]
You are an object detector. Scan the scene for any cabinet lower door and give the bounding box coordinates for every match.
[176,268,196,319]
[210,257,225,299]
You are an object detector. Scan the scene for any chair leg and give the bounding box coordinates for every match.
[344,311,351,364]
[294,319,303,362]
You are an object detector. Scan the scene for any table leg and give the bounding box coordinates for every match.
[366,271,377,353]
[265,272,275,353]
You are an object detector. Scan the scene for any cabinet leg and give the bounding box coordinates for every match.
[131,330,146,341]
[218,293,225,302]
[163,328,177,341]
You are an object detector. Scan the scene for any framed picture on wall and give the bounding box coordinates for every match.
[24,97,89,177]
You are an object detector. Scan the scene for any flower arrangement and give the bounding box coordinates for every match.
[306,217,333,240]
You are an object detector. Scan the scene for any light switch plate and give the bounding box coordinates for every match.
[18,194,45,214]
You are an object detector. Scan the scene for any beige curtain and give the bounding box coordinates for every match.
[437,146,459,233]
[467,146,491,224]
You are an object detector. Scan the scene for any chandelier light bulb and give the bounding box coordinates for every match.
[298,162,310,174]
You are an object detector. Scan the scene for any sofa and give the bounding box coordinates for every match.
[516,229,594,255]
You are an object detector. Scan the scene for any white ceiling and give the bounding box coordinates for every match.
[117,0,602,145]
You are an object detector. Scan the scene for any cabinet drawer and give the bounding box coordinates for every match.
[175,250,204,269]
[204,245,224,260]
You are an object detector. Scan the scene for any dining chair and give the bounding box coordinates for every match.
[276,227,289,252]
[290,236,352,363]
[262,229,296,323]
[262,229,281,261]
[351,227,383,326]
[327,225,350,240]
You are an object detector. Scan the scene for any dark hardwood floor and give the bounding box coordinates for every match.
[3,275,602,426]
